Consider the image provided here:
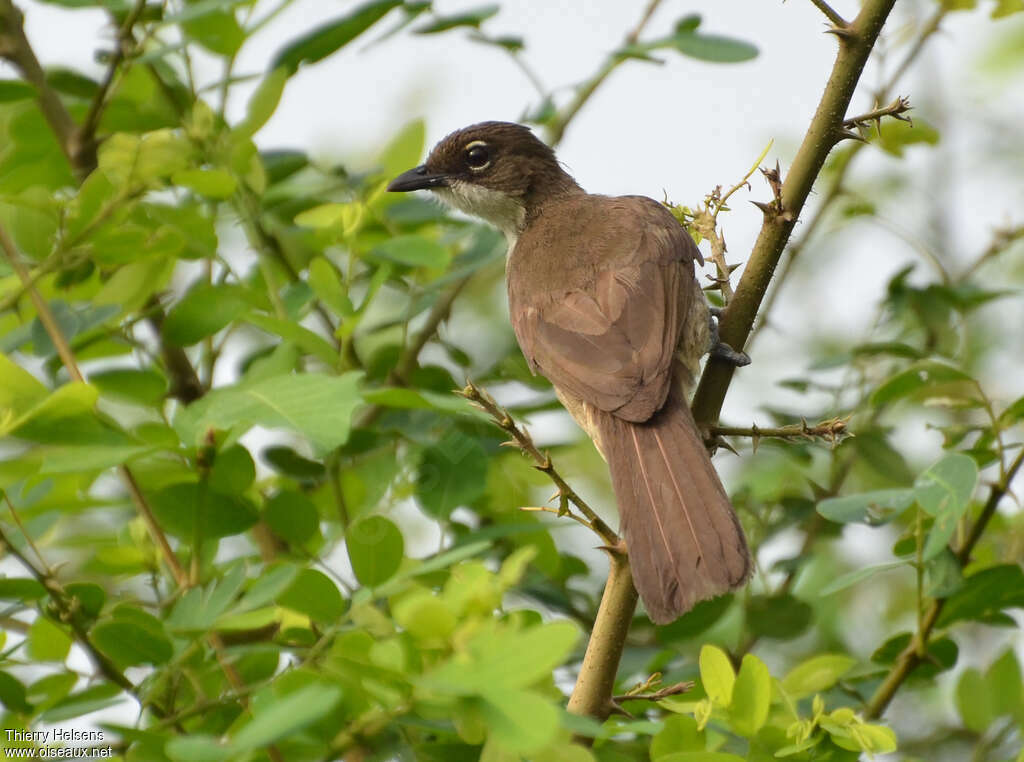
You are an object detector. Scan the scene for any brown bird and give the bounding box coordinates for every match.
[388,121,751,623]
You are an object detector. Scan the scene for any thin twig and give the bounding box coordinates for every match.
[457,381,619,546]
[710,416,850,450]
[841,95,912,131]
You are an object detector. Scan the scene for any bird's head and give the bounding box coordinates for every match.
[387,121,580,238]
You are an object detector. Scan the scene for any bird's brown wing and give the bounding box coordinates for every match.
[512,232,691,423]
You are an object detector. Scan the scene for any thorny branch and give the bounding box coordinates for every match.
[709,416,850,452]
[457,381,619,546]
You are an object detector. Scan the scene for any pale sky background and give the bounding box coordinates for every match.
[8,0,1024,745]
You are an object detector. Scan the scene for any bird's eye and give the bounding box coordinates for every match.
[465,143,491,170]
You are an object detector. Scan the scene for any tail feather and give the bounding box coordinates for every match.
[596,388,751,624]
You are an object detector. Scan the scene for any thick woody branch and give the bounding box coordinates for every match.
[691,0,898,428]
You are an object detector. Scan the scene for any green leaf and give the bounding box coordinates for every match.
[236,67,288,137]
[175,371,363,453]
[394,595,457,641]
[166,735,230,762]
[877,119,940,157]
[346,515,404,587]
[699,644,735,707]
[378,119,426,179]
[0,352,48,411]
[938,564,1024,627]
[149,482,258,540]
[166,564,247,633]
[956,667,993,732]
[91,368,168,405]
[871,633,958,679]
[817,488,914,525]
[164,283,251,346]
[27,617,72,662]
[780,654,857,698]
[651,715,703,758]
[415,432,489,519]
[640,19,757,64]
[264,490,320,545]
[819,559,910,596]
[91,612,173,667]
[999,394,1024,425]
[986,649,1022,718]
[208,444,255,494]
[232,682,342,750]
[40,682,122,724]
[0,578,47,601]
[871,360,973,406]
[277,568,345,623]
[98,130,192,186]
[414,5,499,34]
[182,10,246,56]
[0,671,31,713]
[172,168,237,198]
[745,594,812,640]
[0,80,36,102]
[915,453,978,516]
[730,654,770,736]
[273,0,403,74]
[372,234,451,269]
[421,620,579,694]
[308,257,354,316]
[478,689,559,753]
[244,313,339,367]
[656,753,746,762]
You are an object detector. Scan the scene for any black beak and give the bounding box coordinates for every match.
[386,165,450,192]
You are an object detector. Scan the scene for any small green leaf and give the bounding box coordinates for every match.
[149,482,258,540]
[479,688,559,753]
[877,119,940,157]
[819,559,910,596]
[27,617,72,662]
[651,715,703,758]
[986,649,1023,718]
[938,564,1024,627]
[871,360,973,406]
[729,654,771,736]
[182,10,245,56]
[91,368,168,405]
[164,283,251,346]
[378,119,426,179]
[208,444,256,494]
[347,516,404,587]
[277,568,345,623]
[273,0,403,73]
[175,372,363,453]
[415,432,489,519]
[236,67,288,137]
[915,453,978,517]
[91,614,173,667]
[0,578,47,601]
[166,735,230,762]
[414,5,499,34]
[745,594,812,640]
[372,235,450,269]
[871,633,958,679]
[0,671,31,714]
[172,168,237,198]
[956,668,993,732]
[308,257,354,316]
[232,682,342,750]
[264,491,320,545]
[817,488,914,525]
[780,654,856,698]
[699,644,735,707]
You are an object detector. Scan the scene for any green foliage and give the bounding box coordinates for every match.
[0,1,1020,761]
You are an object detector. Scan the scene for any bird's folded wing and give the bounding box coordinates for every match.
[515,258,688,422]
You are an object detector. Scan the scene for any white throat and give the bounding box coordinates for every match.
[432,180,525,246]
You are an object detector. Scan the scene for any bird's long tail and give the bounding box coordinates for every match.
[595,388,751,624]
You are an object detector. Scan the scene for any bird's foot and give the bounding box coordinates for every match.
[707,311,751,367]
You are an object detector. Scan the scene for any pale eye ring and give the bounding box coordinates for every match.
[464,142,491,171]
